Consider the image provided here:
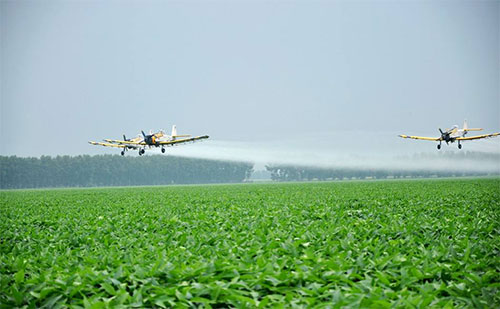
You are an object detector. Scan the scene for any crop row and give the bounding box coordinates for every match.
[1,178,499,307]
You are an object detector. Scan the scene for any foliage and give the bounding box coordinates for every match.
[266,152,500,181]
[0,155,253,189]
[1,178,499,307]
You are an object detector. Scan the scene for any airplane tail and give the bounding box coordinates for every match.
[463,119,483,131]
[171,125,191,139]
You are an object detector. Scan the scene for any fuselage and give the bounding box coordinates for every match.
[443,125,468,143]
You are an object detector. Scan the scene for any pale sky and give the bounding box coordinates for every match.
[1,0,499,162]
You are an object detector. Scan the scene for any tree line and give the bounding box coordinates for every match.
[0,155,254,189]
[266,151,500,182]
[265,165,489,181]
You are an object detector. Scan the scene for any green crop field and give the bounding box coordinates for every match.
[1,178,499,308]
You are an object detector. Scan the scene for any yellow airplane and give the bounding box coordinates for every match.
[399,120,499,150]
[89,125,209,156]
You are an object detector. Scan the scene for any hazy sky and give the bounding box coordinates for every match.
[1,0,499,164]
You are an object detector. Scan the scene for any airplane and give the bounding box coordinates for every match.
[399,120,500,150]
[89,125,209,156]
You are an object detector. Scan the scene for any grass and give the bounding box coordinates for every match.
[1,178,499,308]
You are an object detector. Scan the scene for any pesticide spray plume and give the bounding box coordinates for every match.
[163,133,500,175]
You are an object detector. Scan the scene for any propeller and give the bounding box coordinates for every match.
[439,128,450,144]
[141,130,156,145]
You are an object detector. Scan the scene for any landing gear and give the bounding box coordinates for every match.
[437,143,441,150]
[161,147,166,154]
[139,149,145,156]
[458,142,462,149]
[121,151,125,156]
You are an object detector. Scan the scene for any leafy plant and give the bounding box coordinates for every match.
[1,178,499,307]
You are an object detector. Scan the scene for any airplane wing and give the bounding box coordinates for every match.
[104,139,127,144]
[398,135,440,141]
[88,141,127,148]
[115,140,147,146]
[159,135,209,145]
[104,137,143,144]
[456,133,500,141]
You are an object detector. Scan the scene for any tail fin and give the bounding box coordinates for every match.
[463,119,483,131]
[171,125,191,139]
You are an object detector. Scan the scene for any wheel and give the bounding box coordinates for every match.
[161,148,165,153]
[138,150,142,156]
[141,149,145,155]
[458,144,462,149]
[121,151,125,156]
[437,144,441,150]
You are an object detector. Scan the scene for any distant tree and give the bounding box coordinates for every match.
[265,151,499,182]
[0,155,254,189]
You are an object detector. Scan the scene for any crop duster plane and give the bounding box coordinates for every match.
[399,120,499,150]
[89,125,209,156]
